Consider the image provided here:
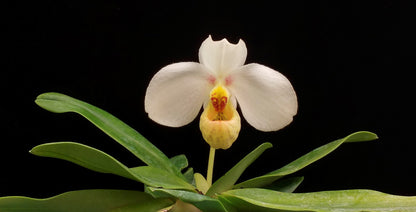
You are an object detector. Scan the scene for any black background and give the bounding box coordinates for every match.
[3,0,414,199]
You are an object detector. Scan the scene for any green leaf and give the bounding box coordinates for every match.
[31,142,194,191]
[148,188,229,212]
[169,154,194,185]
[129,166,195,191]
[30,142,136,181]
[206,142,272,197]
[35,92,181,178]
[264,177,304,193]
[170,154,188,171]
[183,168,195,185]
[194,173,210,194]
[220,188,416,212]
[0,189,173,212]
[235,131,378,188]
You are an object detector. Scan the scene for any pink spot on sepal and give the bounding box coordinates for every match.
[225,76,233,86]
[208,75,216,85]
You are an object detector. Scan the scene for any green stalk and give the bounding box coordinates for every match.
[206,147,216,186]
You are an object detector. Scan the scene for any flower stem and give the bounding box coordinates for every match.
[206,147,216,186]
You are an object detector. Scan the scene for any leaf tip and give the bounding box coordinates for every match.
[34,92,73,113]
[35,92,60,102]
[28,146,40,155]
[263,142,273,149]
[345,131,379,143]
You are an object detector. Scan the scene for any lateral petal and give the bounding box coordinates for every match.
[227,63,298,131]
[145,62,213,127]
[198,35,247,77]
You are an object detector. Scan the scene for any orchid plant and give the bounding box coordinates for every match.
[1,36,415,212]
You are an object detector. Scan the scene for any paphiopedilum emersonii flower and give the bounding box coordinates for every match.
[145,36,297,149]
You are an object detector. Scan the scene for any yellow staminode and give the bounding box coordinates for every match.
[200,85,241,149]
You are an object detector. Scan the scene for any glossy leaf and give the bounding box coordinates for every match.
[264,177,304,193]
[0,189,173,212]
[148,188,229,212]
[31,142,136,180]
[220,188,416,212]
[31,142,194,191]
[35,92,181,177]
[235,131,378,188]
[206,142,272,197]
[129,166,195,191]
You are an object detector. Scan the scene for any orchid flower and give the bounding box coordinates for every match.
[145,36,297,149]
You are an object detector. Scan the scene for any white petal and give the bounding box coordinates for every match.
[198,35,247,77]
[145,62,213,127]
[227,63,298,131]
